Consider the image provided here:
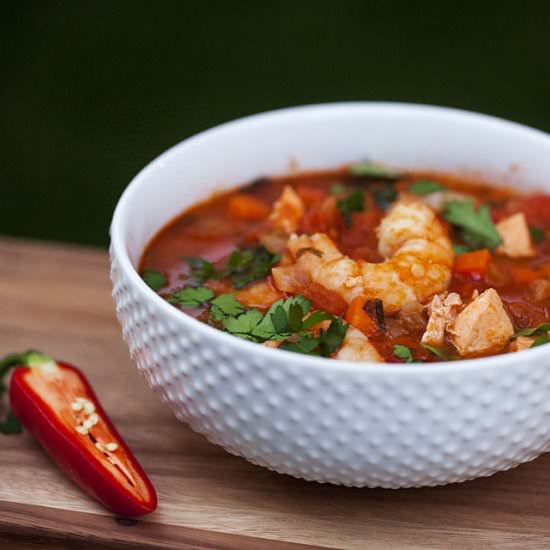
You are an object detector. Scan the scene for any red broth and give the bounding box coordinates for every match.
[140,166,550,363]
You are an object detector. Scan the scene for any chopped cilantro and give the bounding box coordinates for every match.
[318,318,348,357]
[532,333,549,347]
[349,161,400,179]
[408,180,445,195]
[217,294,345,356]
[444,200,502,251]
[515,323,550,338]
[142,270,166,291]
[452,243,471,256]
[184,257,215,284]
[224,246,280,289]
[280,335,321,355]
[421,344,449,359]
[210,294,245,320]
[222,309,264,340]
[393,344,414,363]
[185,246,279,289]
[169,286,214,308]
[301,310,335,330]
[372,183,397,210]
[252,296,313,340]
[337,191,365,227]
[0,410,23,435]
[530,226,544,243]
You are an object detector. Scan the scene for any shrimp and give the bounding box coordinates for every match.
[335,327,383,362]
[279,199,453,313]
[268,186,304,235]
[260,186,305,255]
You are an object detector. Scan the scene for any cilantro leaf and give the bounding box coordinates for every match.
[222,309,264,340]
[270,305,289,333]
[372,183,397,210]
[530,226,544,243]
[225,246,280,289]
[280,335,321,355]
[210,294,245,320]
[393,344,414,363]
[531,332,549,347]
[408,180,445,195]
[319,318,348,357]
[142,270,166,291]
[515,322,550,337]
[184,257,215,284]
[444,200,502,250]
[421,344,449,360]
[301,310,335,330]
[252,295,312,340]
[337,191,365,227]
[169,286,214,308]
[349,161,400,179]
[0,410,23,435]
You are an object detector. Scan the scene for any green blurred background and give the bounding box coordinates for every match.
[2,1,550,247]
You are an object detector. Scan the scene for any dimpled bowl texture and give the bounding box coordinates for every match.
[110,103,550,488]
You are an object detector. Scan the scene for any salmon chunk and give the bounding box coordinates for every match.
[447,288,514,357]
[496,213,535,258]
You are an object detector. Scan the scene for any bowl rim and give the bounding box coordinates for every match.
[110,101,550,374]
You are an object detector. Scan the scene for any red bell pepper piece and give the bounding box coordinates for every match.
[0,351,157,517]
[453,249,491,279]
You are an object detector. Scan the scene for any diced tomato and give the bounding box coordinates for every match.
[344,296,381,337]
[301,283,347,316]
[453,249,491,278]
[227,195,270,221]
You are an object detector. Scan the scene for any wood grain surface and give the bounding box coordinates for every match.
[2,237,550,549]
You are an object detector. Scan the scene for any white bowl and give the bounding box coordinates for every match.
[110,103,550,488]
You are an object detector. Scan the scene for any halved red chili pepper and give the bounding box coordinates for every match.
[0,351,157,517]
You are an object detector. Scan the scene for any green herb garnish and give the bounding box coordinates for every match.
[185,257,215,284]
[223,246,280,289]
[530,226,544,243]
[219,294,346,356]
[222,309,265,341]
[280,335,321,355]
[337,191,365,227]
[421,344,449,359]
[408,180,445,195]
[169,286,214,308]
[515,323,550,337]
[142,270,166,291]
[350,161,400,179]
[372,183,397,210]
[210,294,246,320]
[184,246,279,289]
[318,317,348,357]
[393,344,414,363]
[532,333,549,347]
[444,200,502,251]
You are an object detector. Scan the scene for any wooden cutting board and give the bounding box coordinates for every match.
[2,237,550,549]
